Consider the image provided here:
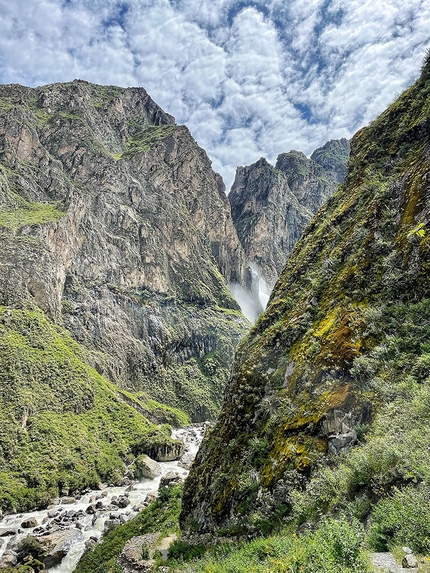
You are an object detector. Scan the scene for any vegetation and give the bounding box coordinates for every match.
[180,53,430,541]
[75,485,182,573]
[0,202,65,229]
[0,304,179,512]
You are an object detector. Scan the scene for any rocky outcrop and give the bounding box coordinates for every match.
[181,60,430,535]
[229,140,349,286]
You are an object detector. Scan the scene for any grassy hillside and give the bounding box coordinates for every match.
[0,303,181,512]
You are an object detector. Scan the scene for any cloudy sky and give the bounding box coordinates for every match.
[1,0,429,189]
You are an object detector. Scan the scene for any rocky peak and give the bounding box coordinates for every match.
[229,140,349,288]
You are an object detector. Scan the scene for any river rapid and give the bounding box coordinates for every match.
[0,425,206,572]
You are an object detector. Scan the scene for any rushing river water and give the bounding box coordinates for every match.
[0,425,206,572]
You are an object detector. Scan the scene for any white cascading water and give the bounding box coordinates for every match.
[0,426,206,573]
[229,262,271,323]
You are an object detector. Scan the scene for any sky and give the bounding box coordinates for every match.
[0,0,429,190]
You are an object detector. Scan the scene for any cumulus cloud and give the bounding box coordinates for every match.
[0,0,428,189]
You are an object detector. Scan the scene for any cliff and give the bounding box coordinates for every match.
[229,140,350,286]
[181,59,430,536]
[0,80,249,510]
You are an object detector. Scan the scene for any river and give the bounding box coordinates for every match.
[0,425,205,572]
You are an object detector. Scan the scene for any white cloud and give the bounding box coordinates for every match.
[0,0,428,190]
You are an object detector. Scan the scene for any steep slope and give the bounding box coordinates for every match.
[229,139,349,286]
[181,59,430,536]
[0,80,249,422]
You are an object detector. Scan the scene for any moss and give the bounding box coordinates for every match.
[0,202,65,229]
[181,55,430,536]
[122,125,177,158]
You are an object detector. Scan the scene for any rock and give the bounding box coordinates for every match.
[0,550,17,568]
[403,547,413,554]
[402,554,418,568]
[39,529,84,569]
[61,497,76,504]
[178,451,195,470]
[159,471,183,489]
[117,533,159,572]
[0,527,17,537]
[47,509,59,518]
[145,441,184,462]
[85,538,97,552]
[86,504,96,514]
[134,454,162,479]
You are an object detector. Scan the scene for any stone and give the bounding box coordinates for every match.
[402,554,418,568]
[0,527,17,537]
[134,454,162,479]
[61,497,76,504]
[117,533,159,572]
[39,529,84,569]
[48,509,59,518]
[178,451,195,470]
[0,550,17,568]
[159,471,183,489]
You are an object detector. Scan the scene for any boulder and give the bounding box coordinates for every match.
[117,533,159,572]
[0,527,17,537]
[60,497,76,504]
[159,471,183,489]
[402,553,418,568]
[144,441,184,462]
[39,529,83,569]
[0,550,18,568]
[134,454,162,479]
[178,451,196,470]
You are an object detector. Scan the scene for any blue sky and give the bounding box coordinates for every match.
[0,0,429,189]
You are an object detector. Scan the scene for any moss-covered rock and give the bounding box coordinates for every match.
[181,56,430,536]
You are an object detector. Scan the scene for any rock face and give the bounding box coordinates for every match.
[0,80,248,421]
[0,80,249,512]
[229,140,349,286]
[181,61,430,535]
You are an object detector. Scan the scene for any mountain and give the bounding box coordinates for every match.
[228,139,350,287]
[181,57,430,537]
[0,80,249,511]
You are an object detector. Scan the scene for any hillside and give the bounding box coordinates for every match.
[181,55,430,541]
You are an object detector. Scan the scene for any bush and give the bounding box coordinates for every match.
[367,484,430,553]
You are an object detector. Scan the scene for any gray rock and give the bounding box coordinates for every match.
[178,451,195,470]
[39,529,84,569]
[61,497,76,504]
[159,471,183,489]
[0,527,17,537]
[0,550,17,568]
[134,454,162,479]
[402,554,418,568]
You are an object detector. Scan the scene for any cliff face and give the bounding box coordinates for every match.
[229,140,350,286]
[0,80,249,422]
[181,62,430,535]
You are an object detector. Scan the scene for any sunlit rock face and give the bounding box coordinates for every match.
[0,80,249,420]
[229,140,350,288]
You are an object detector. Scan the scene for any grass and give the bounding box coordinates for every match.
[0,202,65,229]
[0,305,178,512]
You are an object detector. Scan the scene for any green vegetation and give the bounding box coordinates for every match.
[180,53,430,541]
[0,202,65,229]
[0,305,178,512]
[123,124,177,158]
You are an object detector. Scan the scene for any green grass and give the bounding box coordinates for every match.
[0,202,65,229]
[0,305,177,512]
